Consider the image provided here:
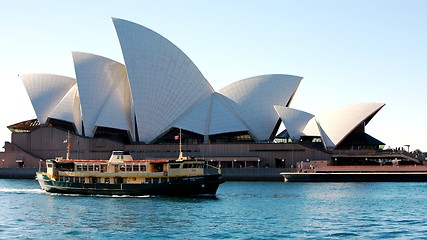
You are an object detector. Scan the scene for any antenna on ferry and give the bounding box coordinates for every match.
[178,128,184,160]
[66,131,71,160]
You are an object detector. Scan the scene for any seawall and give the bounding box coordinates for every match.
[0,168,44,179]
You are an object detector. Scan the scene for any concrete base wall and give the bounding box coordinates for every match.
[0,168,45,179]
[221,168,286,181]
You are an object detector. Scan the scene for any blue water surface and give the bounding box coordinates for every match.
[1,179,427,239]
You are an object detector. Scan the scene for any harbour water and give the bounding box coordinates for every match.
[1,179,427,239]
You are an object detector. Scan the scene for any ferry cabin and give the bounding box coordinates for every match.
[45,151,208,185]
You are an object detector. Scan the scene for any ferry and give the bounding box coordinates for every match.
[36,150,224,197]
[281,165,427,182]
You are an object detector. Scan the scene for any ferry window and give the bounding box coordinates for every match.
[169,164,180,169]
[153,178,159,184]
[81,178,85,183]
[183,163,191,168]
[120,165,125,171]
[133,165,139,171]
[126,165,132,172]
[83,165,88,171]
[89,165,94,171]
[47,164,53,168]
[77,165,82,171]
[140,165,146,172]
[154,164,163,172]
[65,176,69,182]
[69,177,74,182]
[105,178,110,184]
[145,178,151,184]
[95,165,99,171]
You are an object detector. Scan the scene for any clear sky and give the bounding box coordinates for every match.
[0,1,426,151]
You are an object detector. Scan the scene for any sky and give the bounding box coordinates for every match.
[0,0,426,151]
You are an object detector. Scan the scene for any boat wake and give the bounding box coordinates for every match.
[47,192,153,198]
[0,188,154,198]
[0,188,46,194]
[109,195,152,198]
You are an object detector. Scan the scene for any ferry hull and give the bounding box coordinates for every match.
[37,172,223,197]
[281,172,427,182]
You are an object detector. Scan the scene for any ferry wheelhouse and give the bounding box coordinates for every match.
[36,150,224,197]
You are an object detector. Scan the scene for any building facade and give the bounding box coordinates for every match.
[3,18,417,179]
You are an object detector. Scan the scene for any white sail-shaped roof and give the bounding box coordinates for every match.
[20,74,77,125]
[219,74,302,141]
[207,93,249,135]
[113,18,214,143]
[276,103,385,149]
[171,95,212,135]
[173,93,249,136]
[49,84,82,135]
[314,103,385,148]
[316,119,334,149]
[19,18,386,149]
[72,52,134,140]
[274,106,314,141]
[303,118,322,137]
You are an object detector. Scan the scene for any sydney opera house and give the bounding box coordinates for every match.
[1,18,418,179]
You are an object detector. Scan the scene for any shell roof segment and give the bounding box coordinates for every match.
[280,103,385,149]
[172,93,249,136]
[171,94,212,135]
[72,51,134,140]
[20,74,77,126]
[49,84,82,135]
[314,103,385,148]
[219,74,302,141]
[274,106,314,141]
[303,118,322,138]
[207,93,249,135]
[112,18,215,143]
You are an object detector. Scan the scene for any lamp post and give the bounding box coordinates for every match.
[257,159,260,168]
[404,145,410,152]
[282,158,285,168]
[1,159,4,168]
[291,143,294,172]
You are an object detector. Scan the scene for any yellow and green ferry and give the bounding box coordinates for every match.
[36,150,224,197]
